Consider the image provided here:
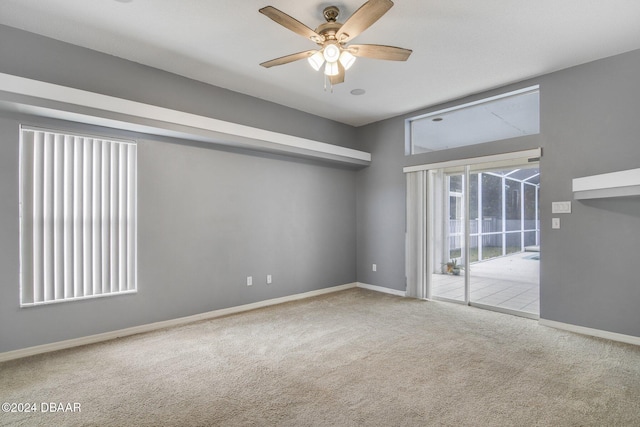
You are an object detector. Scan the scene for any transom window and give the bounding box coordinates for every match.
[406,86,540,155]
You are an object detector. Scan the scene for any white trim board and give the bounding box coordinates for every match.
[0,282,408,362]
[573,168,640,199]
[0,73,370,167]
[357,282,406,297]
[403,148,541,173]
[0,283,356,363]
[539,319,640,347]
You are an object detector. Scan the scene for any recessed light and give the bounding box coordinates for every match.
[350,89,366,96]
[432,117,443,122]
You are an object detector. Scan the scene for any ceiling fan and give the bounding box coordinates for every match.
[259,0,412,87]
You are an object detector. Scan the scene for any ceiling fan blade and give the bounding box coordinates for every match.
[349,44,412,61]
[259,6,324,43]
[337,0,394,43]
[260,50,318,68]
[330,62,346,85]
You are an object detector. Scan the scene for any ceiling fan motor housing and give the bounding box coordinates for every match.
[315,6,344,43]
[323,6,340,22]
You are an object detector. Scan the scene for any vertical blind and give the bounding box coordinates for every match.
[405,170,428,299]
[20,127,137,306]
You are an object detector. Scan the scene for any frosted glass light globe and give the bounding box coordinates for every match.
[323,44,341,63]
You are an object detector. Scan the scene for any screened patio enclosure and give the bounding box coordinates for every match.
[447,167,540,264]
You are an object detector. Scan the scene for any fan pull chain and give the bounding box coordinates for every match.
[323,75,334,93]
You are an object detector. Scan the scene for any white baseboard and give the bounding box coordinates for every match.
[0,282,358,363]
[357,282,406,297]
[539,318,640,346]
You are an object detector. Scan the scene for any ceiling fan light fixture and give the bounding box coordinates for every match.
[323,44,341,63]
[339,50,356,70]
[324,61,339,76]
[259,2,412,88]
[308,51,325,71]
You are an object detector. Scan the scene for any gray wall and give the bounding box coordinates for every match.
[356,48,640,338]
[0,26,357,353]
[2,22,639,354]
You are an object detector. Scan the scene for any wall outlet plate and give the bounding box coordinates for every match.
[552,218,560,229]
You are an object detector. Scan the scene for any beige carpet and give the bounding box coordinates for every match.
[1,288,639,426]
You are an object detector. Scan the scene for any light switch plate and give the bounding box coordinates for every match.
[552,201,572,214]
[552,218,560,229]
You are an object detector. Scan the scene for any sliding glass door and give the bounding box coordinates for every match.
[468,167,540,315]
[428,158,540,317]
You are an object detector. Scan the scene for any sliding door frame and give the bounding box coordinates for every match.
[404,148,541,315]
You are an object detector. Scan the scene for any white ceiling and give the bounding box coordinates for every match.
[1,0,639,127]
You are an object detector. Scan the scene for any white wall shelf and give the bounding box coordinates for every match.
[573,168,640,200]
[0,73,371,168]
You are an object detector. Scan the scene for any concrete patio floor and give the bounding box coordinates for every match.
[431,251,540,315]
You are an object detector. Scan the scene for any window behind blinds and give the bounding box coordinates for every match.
[19,126,137,306]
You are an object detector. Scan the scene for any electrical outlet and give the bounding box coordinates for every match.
[552,218,560,229]
[266,274,272,284]
[372,264,377,272]
[247,276,253,286]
